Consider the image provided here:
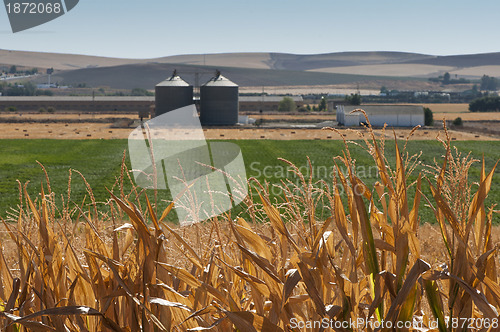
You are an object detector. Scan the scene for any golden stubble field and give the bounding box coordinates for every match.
[0,106,499,140]
[0,122,497,141]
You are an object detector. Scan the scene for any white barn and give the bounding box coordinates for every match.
[336,105,425,127]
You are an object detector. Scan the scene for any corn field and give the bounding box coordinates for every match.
[0,116,499,331]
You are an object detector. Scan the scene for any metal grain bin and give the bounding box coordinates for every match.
[155,70,193,116]
[200,71,238,125]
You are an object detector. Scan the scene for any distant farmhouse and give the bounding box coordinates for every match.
[337,105,425,127]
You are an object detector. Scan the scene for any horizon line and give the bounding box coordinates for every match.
[2,48,500,60]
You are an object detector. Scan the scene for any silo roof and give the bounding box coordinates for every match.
[203,74,238,87]
[156,75,190,87]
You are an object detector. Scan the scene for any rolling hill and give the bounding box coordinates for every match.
[2,49,500,89]
[49,62,427,89]
[1,49,436,71]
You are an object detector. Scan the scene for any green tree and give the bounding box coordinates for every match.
[469,95,500,112]
[23,82,36,96]
[9,65,17,74]
[443,72,450,84]
[452,117,463,126]
[345,93,361,105]
[424,107,434,126]
[480,75,498,91]
[318,96,327,112]
[278,97,296,112]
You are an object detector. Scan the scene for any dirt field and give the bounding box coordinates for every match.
[434,112,500,121]
[5,106,497,122]
[0,121,497,141]
[254,109,500,121]
[0,109,498,140]
[419,103,470,113]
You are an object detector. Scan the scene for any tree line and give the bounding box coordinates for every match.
[2,66,38,76]
[469,95,500,112]
[0,82,53,96]
[427,73,498,90]
[278,96,329,112]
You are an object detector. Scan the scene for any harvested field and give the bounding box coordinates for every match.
[253,110,500,122]
[419,103,470,113]
[0,122,130,139]
[0,122,498,140]
[1,108,499,140]
[458,120,500,137]
[4,109,498,124]
[434,112,500,121]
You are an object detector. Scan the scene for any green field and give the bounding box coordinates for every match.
[0,139,498,223]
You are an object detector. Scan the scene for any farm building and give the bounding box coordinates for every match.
[239,96,304,113]
[155,72,193,116]
[337,105,425,127]
[200,72,239,125]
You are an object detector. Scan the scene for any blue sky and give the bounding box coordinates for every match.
[1,0,499,58]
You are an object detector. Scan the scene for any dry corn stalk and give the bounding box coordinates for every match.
[0,116,498,331]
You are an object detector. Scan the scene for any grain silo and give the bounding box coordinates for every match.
[155,70,193,116]
[200,71,238,125]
